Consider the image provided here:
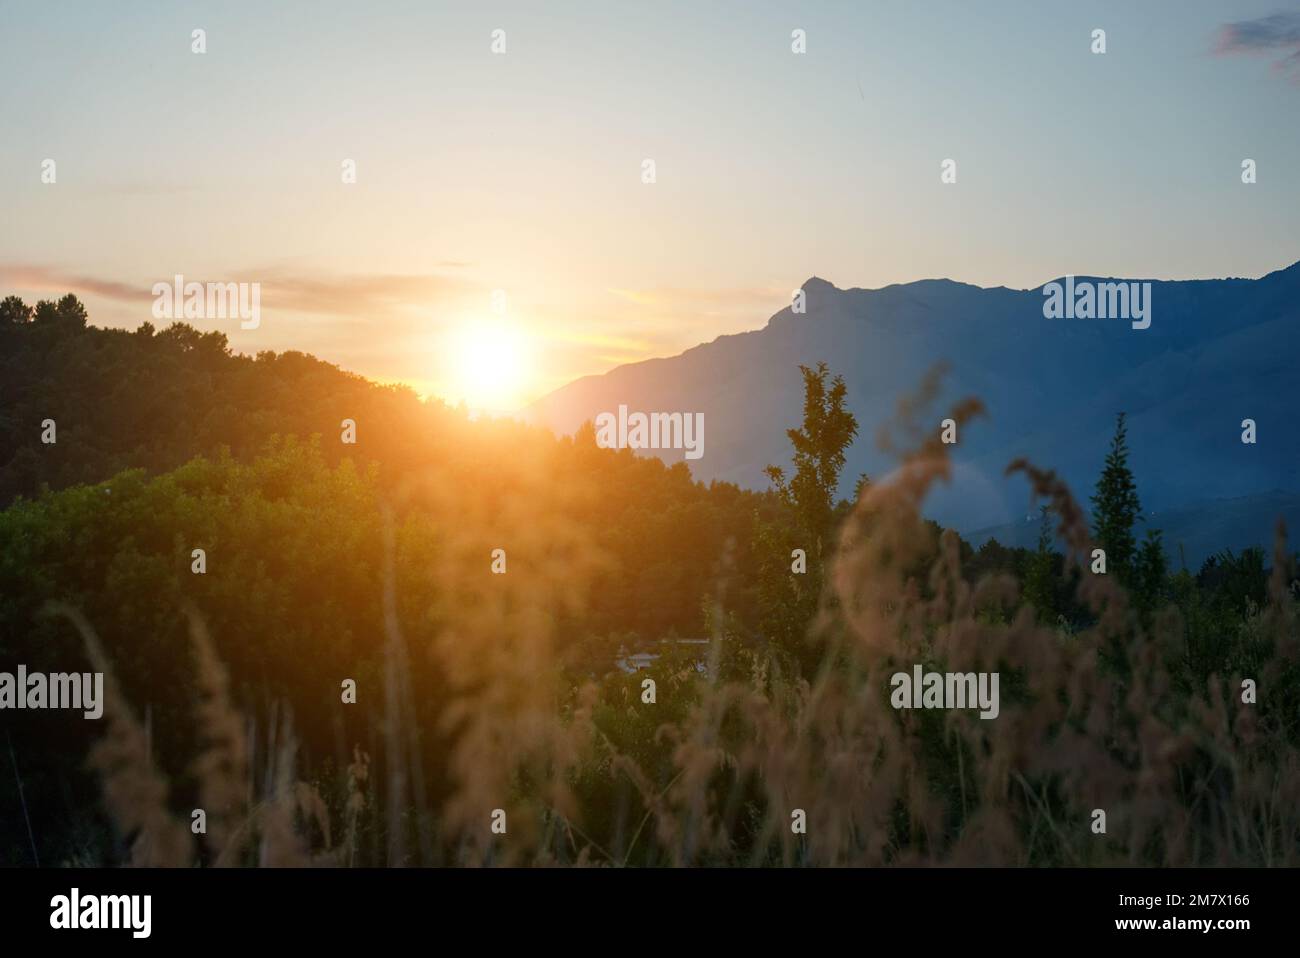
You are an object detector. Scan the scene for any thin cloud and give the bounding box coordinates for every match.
[1212,11,1300,81]
[0,264,478,319]
[0,265,146,302]
[248,269,475,318]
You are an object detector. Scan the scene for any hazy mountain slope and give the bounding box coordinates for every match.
[528,262,1300,558]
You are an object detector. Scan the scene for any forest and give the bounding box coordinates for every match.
[1,294,1297,867]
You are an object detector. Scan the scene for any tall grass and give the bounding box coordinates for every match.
[61,383,1300,867]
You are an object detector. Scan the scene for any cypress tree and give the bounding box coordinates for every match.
[1091,412,1142,586]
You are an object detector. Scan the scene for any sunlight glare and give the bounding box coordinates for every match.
[450,319,532,411]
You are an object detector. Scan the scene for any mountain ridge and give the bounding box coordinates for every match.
[528,259,1300,563]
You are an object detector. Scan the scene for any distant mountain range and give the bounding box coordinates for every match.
[529,262,1300,566]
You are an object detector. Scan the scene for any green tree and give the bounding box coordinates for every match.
[756,362,858,677]
[763,362,859,555]
[1091,412,1142,587]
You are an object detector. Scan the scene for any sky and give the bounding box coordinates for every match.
[2,0,1299,409]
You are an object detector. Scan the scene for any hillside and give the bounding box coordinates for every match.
[0,304,769,642]
[528,263,1300,563]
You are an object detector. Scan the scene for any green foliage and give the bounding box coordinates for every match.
[763,362,859,552]
[0,301,764,642]
[1,298,1295,868]
[1090,412,1143,586]
[0,440,399,865]
[756,362,859,677]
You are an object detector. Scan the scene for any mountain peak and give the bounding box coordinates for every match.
[800,276,837,292]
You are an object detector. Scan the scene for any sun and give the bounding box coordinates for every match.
[449,319,532,411]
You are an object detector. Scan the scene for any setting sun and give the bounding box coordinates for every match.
[448,319,533,411]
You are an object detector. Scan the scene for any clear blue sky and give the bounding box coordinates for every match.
[2,0,1297,406]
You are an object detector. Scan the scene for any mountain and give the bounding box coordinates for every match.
[528,262,1300,565]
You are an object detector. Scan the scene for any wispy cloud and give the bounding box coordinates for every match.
[1212,11,1300,81]
[0,264,478,319]
[0,265,146,302]
[248,268,475,318]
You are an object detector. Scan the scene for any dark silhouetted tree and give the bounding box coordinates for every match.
[1091,412,1142,587]
[1023,505,1056,622]
[1134,527,1167,620]
[0,295,32,325]
[33,293,88,331]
